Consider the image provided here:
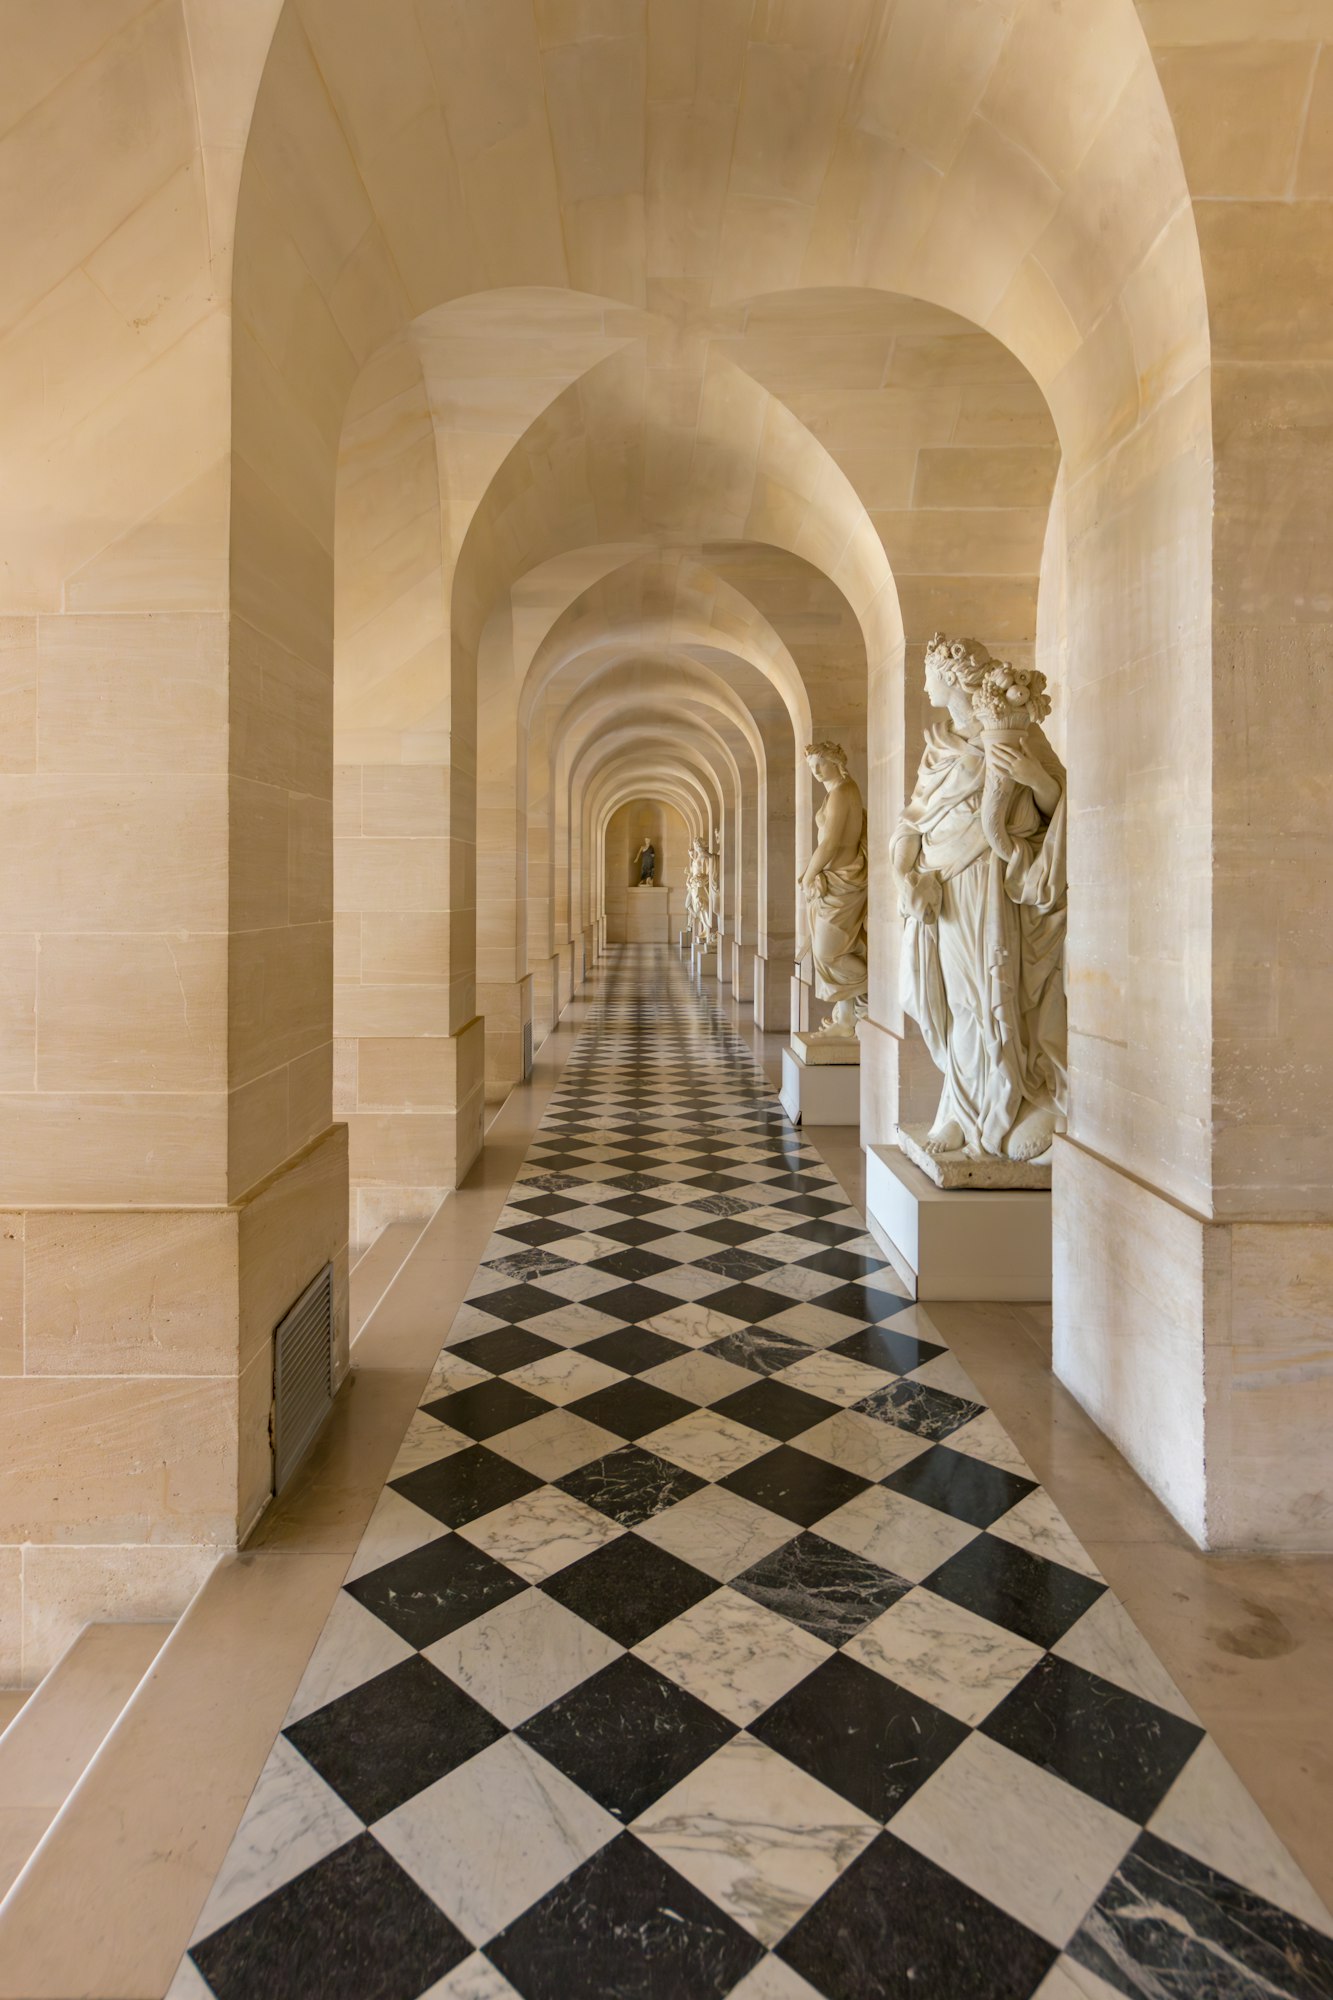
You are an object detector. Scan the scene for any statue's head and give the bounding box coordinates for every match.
[805,739,849,785]
[924,634,995,709]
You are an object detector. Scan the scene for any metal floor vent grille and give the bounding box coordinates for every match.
[272,1263,335,1494]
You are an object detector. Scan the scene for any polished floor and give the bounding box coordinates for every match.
[171,950,1333,2000]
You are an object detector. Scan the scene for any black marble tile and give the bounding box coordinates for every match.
[487,1832,763,1998]
[191,1834,472,2000]
[981,1653,1204,1822]
[345,1533,527,1648]
[769,1193,845,1219]
[516,1173,584,1194]
[597,1216,674,1247]
[421,1377,552,1441]
[831,1323,946,1375]
[796,1245,890,1281]
[705,1327,812,1377]
[786,1218,862,1248]
[284,1655,505,1821]
[713,1378,841,1443]
[451,1325,560,1376]
[751,1653,969,1822]
[517,1656,737,1824]
[693,1247,780,1281]
[732,1530,911,1647]
[557,1444,705,1527]
[721,1444,870,1528]
[390,1442,543,1529]
[498,1216,580,1249]
[779,1830,1057,2000]
[508,1192,584,1218]
[1069,1829,1333,2000]
[568,1377,695,1441]
[854,1378,986,1441]
[925,1534,1106,1650]
[601,1192,668,1217]
[696,1281,792,1323]
[817,1281,919,1323]
[540,1531,717,1646]
[461,1280,570,1325]
[483,1247,577,1281]
[585,1282,682,1324]
[590,1245,677,1282]
[882,1444,1036,1528]
[688,1172,750,1193]
[687,1193,765,1217]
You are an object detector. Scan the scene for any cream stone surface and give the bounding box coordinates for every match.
[0,0,1330,1696]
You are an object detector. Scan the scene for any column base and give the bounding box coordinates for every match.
[864,1143,1051,1304]
[780,1045,861,1126]
[346,1017,484,1252]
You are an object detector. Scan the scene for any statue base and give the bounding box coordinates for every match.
[623,885,670,944]
[897,1125,1052,1190]
[791,1030,860,1067]
[863,1144,1051,1302]
[693,945,718,992]
[780,1044,860,1126]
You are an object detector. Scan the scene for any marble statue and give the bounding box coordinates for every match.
[891,634,1067,1165]
[686,839,709,944]
[800,742,869,1036]
[634,837,656,886]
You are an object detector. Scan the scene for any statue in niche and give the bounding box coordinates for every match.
[800,742,869,1037]
[891,633,1067,1165]
[687,838,716,946]
[634,837,657,887]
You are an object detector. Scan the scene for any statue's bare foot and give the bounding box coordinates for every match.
[923,1118,964,1155]
[1008,1105,1056,1161]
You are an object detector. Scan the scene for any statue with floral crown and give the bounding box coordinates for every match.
[891,634,1067,1165]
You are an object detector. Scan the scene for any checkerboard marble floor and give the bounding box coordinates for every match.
[171,948,1333,2000]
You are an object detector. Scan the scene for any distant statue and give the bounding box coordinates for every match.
[687,837,714,946]
[892,634,1067,1163]
[800,742,868,1036]
[634,838,656,886]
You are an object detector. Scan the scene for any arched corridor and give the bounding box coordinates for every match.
[1,0,1332,1991]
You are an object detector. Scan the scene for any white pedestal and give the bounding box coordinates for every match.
[780,1045,861,1126]
[693,947,718,992]
[863,1144,1051,1303]
[625,886,670,943]
[678,929,692,952]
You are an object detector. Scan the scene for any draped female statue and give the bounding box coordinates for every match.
[891,635,1067,1163]
[800,742,869,1036]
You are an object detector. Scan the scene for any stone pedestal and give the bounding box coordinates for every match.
[780,1042,861,1126]
[898,1123,1052,1190]
[624,885,670,943]
[693,946,718,992]
[678,929,691,952]
[864,1144,1051,1303]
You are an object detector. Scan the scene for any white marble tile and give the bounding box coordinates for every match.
[745,1233,825,1266]
[793,1411,931,1482]
[634,1734,877,1947]
[457,1486,623,1581]
[376,1735,618,1946]
[424,1588,622,1726]
[907,1350,984,1401]
[644,1301,748,1347]
[544,1233,624,1265]
[505,1348,624,1404]
[635,1486,795,1581]
[987,1488,1103,1580]
[284,1588,415,1724]
[190,1736,361,1940]
[844,1585,1042,1724]
[817,1485,978,1582]
[642,1350,756,1404]
[537,1264,623,1302]
[650,1263,734,1301]
[1149,1737,1333,1933]
[751,1266,843,1304]
[890,1733,1137,1947]
[944,1407,1035,1477]
[640,1408,774,1479]
[444,1304,505,1343]
[777,1352,888,1406]
[524,1302,623,1347]
[650,1231,727,1262]
[423,1353,493,1399]
[1051,1592,1196,1720]
[344,1488,444,1583]
[635,1586,832,1724]
[487,1409,622,1481]
[559,1206,625,1232]
[1034,1961,1123,2000]
[388,1412,474,1478]
[763,1304,863,1348]
[164,1957,215,2000]
[421,1954,522,1999]
[727,1958,825,2000]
